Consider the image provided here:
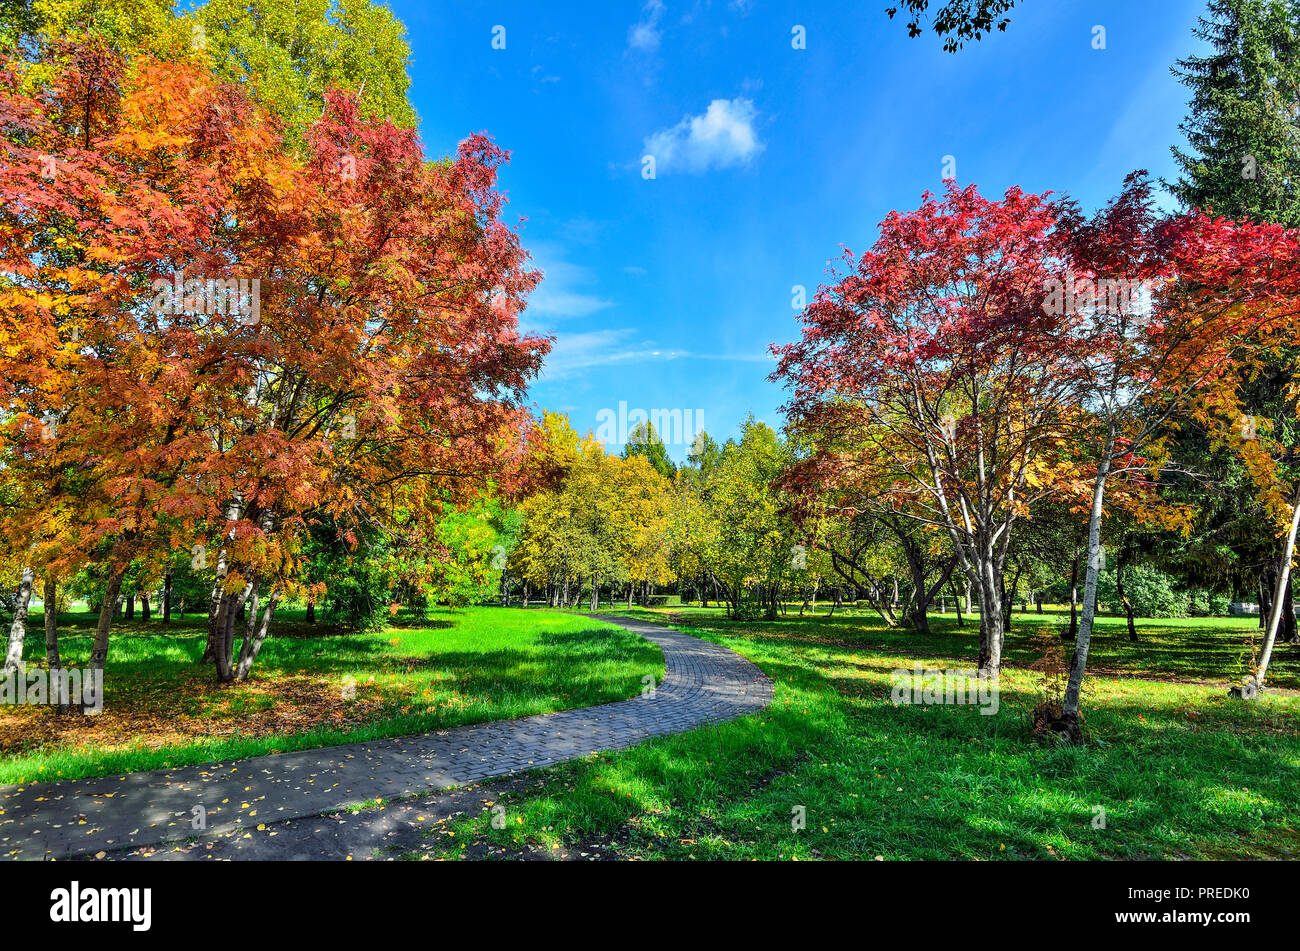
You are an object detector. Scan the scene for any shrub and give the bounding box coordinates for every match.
[1097,564,1187,618]
[1188,588,1232,617]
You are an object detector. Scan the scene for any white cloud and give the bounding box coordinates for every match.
[628,0,666,51]
[643,98,764,175]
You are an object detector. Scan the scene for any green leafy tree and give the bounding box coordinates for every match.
[886,0,1018,52]
[1098,564,1188,619]
[193,0,417,149]
[429,497,515,607]
[681,419,793,620]
[622,420,677,480]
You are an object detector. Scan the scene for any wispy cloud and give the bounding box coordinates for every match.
[628,0,666,52]
[643,98,764,175]
[530,64,561,85]
[539,327,773,381]
[525,243,614,320]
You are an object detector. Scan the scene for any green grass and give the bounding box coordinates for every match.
[0,606,663,785]
[697,603,1297,689]
[417,605,1300,861]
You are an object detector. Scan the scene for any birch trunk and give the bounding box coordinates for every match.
[203,500,241,662]
[976,566,1005,672]
[1062,447,1114,720]
[1066,545,1080,641]
[1247,495,1300,695]
[3,567,35,675]
[236,593,281,680]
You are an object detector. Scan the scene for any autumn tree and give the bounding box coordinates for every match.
[0,43,548,689]
[1054,173,1300,725]
[774,182,1085,671]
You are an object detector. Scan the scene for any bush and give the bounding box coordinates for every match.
[1188,588,1232,617]
[320,550,395,633]
[1097,564,1187,618]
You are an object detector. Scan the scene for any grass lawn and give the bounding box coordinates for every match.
[0,606,663,785]
[413,605,1300,861]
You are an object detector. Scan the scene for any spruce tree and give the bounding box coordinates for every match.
[1169,0,1300,227]
[1168,0,1300,640]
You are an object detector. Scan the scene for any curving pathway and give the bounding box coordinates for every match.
[0,613,772,860]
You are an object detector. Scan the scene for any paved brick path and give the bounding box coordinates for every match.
[0,614,771,860]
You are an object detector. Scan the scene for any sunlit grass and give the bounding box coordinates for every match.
[0,606,663,784]
[420,605,1300,861]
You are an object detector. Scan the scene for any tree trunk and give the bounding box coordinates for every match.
[1000,562,1022,626]
[43,576,61,670]
[204,499,242,660]
[590,574,599,612]
[162,571,172,625]
[1247,496,1300,695]
[1063,444,1115,722]
[124,593,135,621]
[1281,571,1297,643]
[3,567,35,675]
[1116,551,1138,642]
[305,601,316,624]
[89,567,127,679]
[140,591,151,622]
[976,561,1006,672]
[1066,545,1080,641]
[236,593,281,681]
[1259,571,1271,629]
[212,579,254,684]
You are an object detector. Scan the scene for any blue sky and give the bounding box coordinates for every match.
[386,0,1210,460]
